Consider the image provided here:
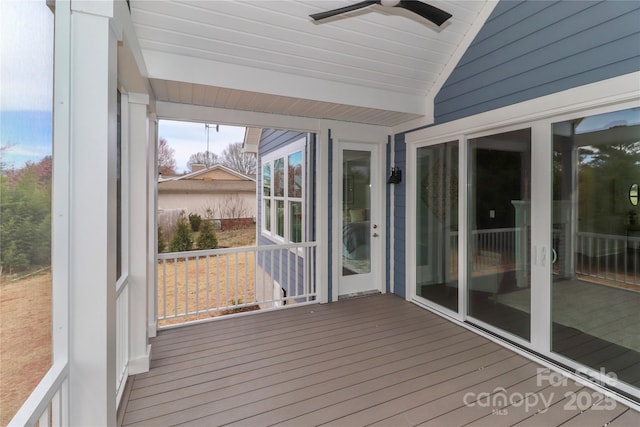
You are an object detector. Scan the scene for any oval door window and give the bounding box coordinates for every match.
[630,183,639,206]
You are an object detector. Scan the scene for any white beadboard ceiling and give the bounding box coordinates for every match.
[129,0,491,127]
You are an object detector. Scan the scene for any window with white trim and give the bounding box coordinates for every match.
[261,138,305,243]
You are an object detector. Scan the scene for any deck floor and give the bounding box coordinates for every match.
[120,294,639,426]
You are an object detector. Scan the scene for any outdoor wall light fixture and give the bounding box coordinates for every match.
[388,167,402,184]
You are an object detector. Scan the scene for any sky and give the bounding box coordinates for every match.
[0,1,244,173]
[1,1,54,169]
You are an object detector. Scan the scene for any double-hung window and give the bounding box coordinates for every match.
[262,138,305,243]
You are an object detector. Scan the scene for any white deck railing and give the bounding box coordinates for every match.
[575,231,640,285]
[8,362,68,427]
[469,228,517,271]
[115,278,129,405]
[157,242,317,327]
[464,228,639,286]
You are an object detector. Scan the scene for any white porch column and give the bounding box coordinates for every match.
[68,1,118,425]
[147,113,158,337]
[315,125,330,303]
[128,93,151,373]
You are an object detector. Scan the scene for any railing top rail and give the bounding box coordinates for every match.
[115,275,129,299]
[9,361,68,427]
[576,231,640,241]
[157,241,317,260]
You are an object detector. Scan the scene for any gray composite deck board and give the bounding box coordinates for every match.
[121,294,638,426]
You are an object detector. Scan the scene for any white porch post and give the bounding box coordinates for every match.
[128,93,151,373]
[68,1,118,425]
[148,113,158,337]
[315,125,330,303]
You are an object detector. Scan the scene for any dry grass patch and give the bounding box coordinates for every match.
[215,225,256,248]
[0,271,52,426]
[0,225,257,421]
[158,251,258,327]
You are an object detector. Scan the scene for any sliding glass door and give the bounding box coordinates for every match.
[415,141,459,312]
[467,129,532,341]
[410,105,639,401]
[552,107,640,389]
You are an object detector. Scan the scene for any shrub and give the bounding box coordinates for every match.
[157,226,166,253]
[0,164,51,273]
[1,241,30,273]
[188,213,202,232]
[169,215,193,252]
[157,209,183,244]
[196,220,218,250]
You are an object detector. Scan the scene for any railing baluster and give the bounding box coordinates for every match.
[195,256,200,315]
[286,248,291,299]
[244,251,249,304]
[279,248,283,303]
[216,253,220,311]
[225,252,230,308]
[184,257,189,317]
[162,259,167,319]
[307,246,312,299]
[262,251,266,305]
[270,249,274,303]
[206,255,210,313]
[624,238,629,284]
[173,258,178,317]
[38,403,50,427]
[235,252,239,306]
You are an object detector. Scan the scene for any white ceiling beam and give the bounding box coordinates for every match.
[156,101,322,132]
[144,50,427,116]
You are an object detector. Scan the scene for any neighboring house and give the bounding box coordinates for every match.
[157,163,256,223]
[16,0,639,424]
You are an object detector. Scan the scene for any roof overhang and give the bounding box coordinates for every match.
[125,0,497,131]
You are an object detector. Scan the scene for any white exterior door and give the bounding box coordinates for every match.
[336,142,384,297]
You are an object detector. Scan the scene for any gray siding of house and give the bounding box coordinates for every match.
[434,0,640,125]
[392,134,406,299]
[257,129,308,300]
[392,0,640,298]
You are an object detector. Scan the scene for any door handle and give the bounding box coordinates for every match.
[373,233,379,237]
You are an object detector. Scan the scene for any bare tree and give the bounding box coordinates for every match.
[187,151,220,171]
[202,195,249,219]
[158,137,177,176]
[215,194,250,219]
[221,142,256,175]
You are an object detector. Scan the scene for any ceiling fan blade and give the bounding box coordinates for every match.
[310,0,379,21]
[397,0,452,26]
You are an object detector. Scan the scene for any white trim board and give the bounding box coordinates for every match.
[406,72,640,144]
